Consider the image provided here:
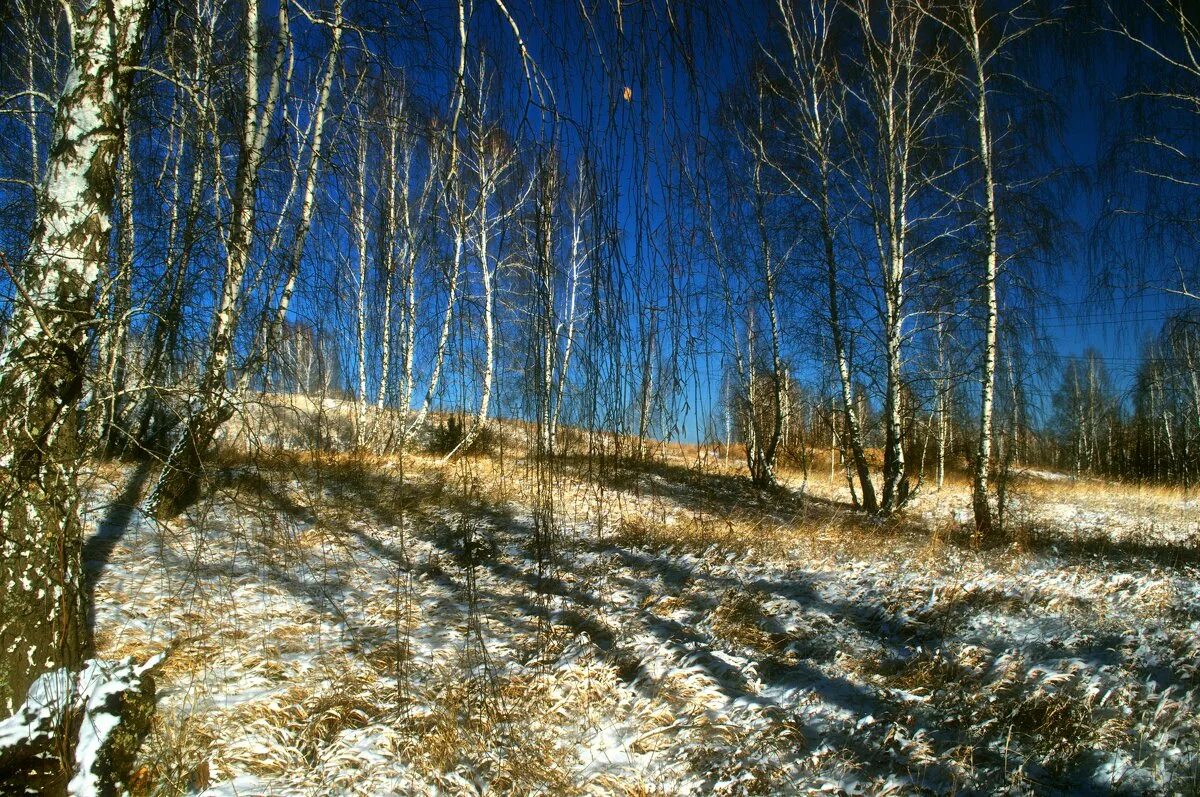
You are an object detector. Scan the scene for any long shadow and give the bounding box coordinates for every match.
[387,484,888,705]
[210,455,1103,790]
[379,483,978,791]
[162,456,1145,792]
[83,460,153,638]
[155,549,368,646]
[214,465,317,525]
[557,454,825,524]
[309,459,900,704]
[1020,529,1200,566]
[381,466,1160,791]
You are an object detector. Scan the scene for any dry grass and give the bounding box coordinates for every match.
[615,514,750,556]
[883,648,975,695]
[139,652,586,794]
[916,584,1027,635]
[988,664,1130,773]
[391,664,581,796]
[81,402,1200,794]
[710,591,779,653]
[1018,472,1194,504]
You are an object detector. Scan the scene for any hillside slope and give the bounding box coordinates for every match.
[85,435,1200,795]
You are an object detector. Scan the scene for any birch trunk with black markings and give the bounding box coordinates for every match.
[0,0,148,732]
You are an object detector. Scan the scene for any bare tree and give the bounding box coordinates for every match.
[533,154,562,457]
[921,0,1052,535]
[846,0,951,514]
[149,0,292,517]
[550,162,594,445]
[403,0,469,445]
[766,0,880,509]
[446,59,529,458]
[738,80,788,486]
[958,1,1002,537]
[128,7,222,452]
[1108,0,1200,305]
[97,106,137,454]
[252,0,345,394]
[0,0,149,729]
[353,108,371,445]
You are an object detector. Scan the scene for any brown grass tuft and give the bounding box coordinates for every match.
[711,591,782,654]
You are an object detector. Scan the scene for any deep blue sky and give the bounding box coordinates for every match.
[495,0,1198,434]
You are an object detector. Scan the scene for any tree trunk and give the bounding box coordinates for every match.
[969,3,999,538]
[133,66,212,452]
[248,4,342,394]
[881,287,907,511]
[99,121,136,455]
[376,117,398,417]
[536,162,559,458]
[636,314,656,461]
[149,0,289,517]
[551,194,586,447]
[0,0,148,719]
[447,98,504,460]
[404,1,467,445]
[820,167,877,512]
[934,317,947,488]
[354,126,370,447]
[758,197,785,485]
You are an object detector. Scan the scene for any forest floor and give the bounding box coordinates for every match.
[83,424,1200,795]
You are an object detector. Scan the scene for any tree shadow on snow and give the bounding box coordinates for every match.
[83,460,153,641]
[146,454,1153,794]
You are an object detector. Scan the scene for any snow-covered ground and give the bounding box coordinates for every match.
[83,455,1200,795]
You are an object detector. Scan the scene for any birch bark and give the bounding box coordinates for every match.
[0,0,149,712]
[150,0,290,517]
[966,2,1000,537]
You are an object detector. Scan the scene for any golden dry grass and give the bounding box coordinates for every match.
[86,402,1200,794]
[710,591,778,653]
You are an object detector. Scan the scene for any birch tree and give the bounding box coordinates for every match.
[149,0,291,517]
[130,8,221,451]
[446,61,526,458]
[847,0,949,514]
[912,0,1004,533]
[97,112,137,454]
[375,94,401,415]
[766,0,879,510]
[738,81,788,486]
[0,0,149,717]
[920,0,1050,535]
[252,0,344,393]
[375,78,437,450]
[533,154,561,457]
[402,0,469,445]
[550,163,594,445]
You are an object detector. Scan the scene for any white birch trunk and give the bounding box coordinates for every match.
[935,317,947,488]
[551,206,585,444]
[969,2,999,537]
[377,117,398,416]
[772,0,878,510]
[150,0,289,517]
[354,126,370,447]
[404,0,468,444]
[245,6,340,395]
[0,0,148,717]
[99,119,136,452]
[445,144,496,460]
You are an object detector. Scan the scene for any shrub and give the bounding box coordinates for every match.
[425,415,500,456]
